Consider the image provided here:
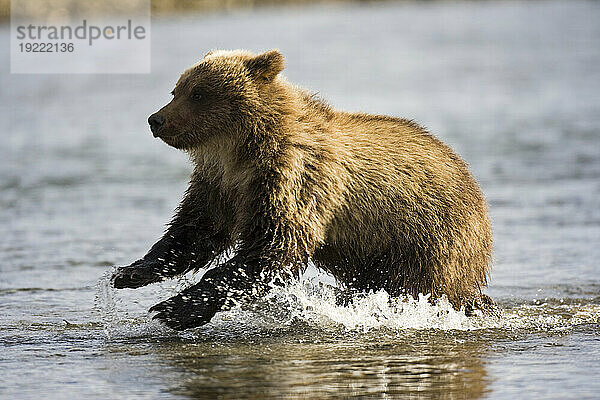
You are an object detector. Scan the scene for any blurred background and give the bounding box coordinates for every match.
[1,1,599,399]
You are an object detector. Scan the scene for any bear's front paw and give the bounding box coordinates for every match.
[112,259,162,289]
[149,286,226,330]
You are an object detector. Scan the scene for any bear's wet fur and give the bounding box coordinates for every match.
[112,49,493,330]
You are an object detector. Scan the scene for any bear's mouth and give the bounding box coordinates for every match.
[154,130,186,140]
[156,131,190,149]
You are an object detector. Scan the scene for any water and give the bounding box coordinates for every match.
[1,1,599,398]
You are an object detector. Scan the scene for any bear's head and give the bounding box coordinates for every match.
[147,49,286,150]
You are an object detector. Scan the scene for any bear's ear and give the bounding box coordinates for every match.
[245,50,285,82]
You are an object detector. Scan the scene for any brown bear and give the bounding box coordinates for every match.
[111,49,493,330]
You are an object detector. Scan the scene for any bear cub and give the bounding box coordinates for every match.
[112,49,493,330]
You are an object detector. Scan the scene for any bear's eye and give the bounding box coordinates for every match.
[191,92,202,102]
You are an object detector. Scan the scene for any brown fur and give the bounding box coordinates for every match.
[113,49,493,329]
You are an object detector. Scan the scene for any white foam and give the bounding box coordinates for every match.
[240,279,495,332]
[96,268,599,338]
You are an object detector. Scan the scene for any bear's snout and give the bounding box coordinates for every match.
[148,113,165,137]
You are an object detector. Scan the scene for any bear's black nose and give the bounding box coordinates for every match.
[148,114,165,136]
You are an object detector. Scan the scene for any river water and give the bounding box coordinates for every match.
[1,1,599,398]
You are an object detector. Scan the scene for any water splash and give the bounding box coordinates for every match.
[195,278,501,339]
[256,280,491,331]
[93,270,119,339]
[95,270,599,339]
[94,268,200,339]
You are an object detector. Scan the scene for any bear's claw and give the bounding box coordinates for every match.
[149,284,226,330]
[112,259,163,289]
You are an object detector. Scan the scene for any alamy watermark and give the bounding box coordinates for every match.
[11,0,151,73]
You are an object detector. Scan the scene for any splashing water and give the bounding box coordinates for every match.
[94,267,600,342]
[94,269,498,337]
[249,280,491,332]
